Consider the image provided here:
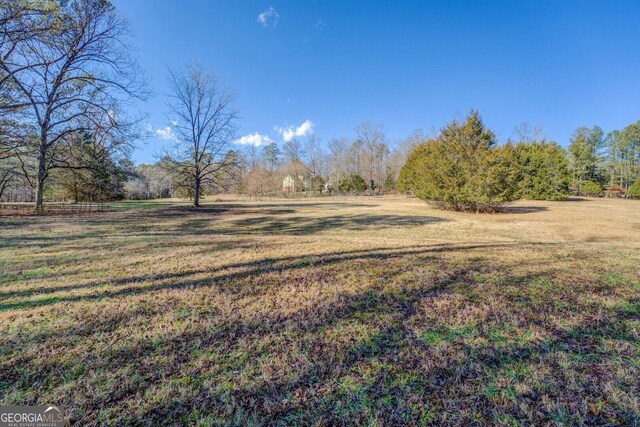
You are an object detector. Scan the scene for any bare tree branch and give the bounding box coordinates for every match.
[0,0,148,211]
[164,63,238,207]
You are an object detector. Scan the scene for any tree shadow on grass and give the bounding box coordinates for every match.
[501,206,548,214]
[0,202,407,242]
[0,242,543,311]
[0,237,290,292]
[3,245,636,425]
[563,197,591,202]
[0,211,448,252]
[137,270,637,425]
[0,254,514,406]
[229,214,447,235]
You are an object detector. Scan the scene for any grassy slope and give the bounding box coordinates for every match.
[0,196,639,426]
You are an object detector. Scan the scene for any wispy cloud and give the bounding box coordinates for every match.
[235,132,273,147]
[155,126,178,142]
[275,120,314,142]
[314,19,325,30]
[257,6,279,27]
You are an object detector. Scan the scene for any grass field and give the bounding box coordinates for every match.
[1,195,639,426]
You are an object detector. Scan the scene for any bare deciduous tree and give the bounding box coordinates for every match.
[0,0,55,162]
[282,139,303,164]
[303,134,326,177]
[328,137,349,185]
[242,144,261,170]
[243,167,276,199]
[165,63,238,207]
[354,122,386,191]
[513,122,544,145]
[0,0,146,212]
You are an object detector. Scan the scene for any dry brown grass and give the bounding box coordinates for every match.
[1,195,639,425]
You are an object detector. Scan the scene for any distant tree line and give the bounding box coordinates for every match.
[399,111,640,212]
[230,122,419,199]
[567,122,640,198]
[122,112,640,205]
[2,3,638,209]
[0,2,241,209]
[113,124,415,202]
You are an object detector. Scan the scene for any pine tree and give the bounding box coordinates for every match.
[514,140,570,201]
[568,126,605,185]
[398,110,520,212]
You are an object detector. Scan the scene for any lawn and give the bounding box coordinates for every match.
[0,195,639,426]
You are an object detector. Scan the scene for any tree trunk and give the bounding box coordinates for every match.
[0,180,9,200]
[34,132,47,213]
[193,172,200,207]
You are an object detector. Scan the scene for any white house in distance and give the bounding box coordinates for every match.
[282,174,310,192]
[282,175,296,192]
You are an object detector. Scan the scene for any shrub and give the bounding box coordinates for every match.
[311,175,325,192]
[337,174,367,193]
[514,141,570,201]
[579,180,602,197]
[398,143,430,193]
[383,174,397,192]
[398,110,520,212]
[605,184,626,198]
[628,181,640,199]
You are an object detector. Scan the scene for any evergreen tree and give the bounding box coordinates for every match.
[398,110,520,212]
[337,174,367,193]
[601,121,640,192]
[262,142,281,172]
[568,126,605,185]
[383,173,397,192]
[628,180,640,199]
[579,180,602,197]
[56,132,127,203]
[514,140,570,200]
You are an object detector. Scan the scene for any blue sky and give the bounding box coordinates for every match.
[111,0,640,164]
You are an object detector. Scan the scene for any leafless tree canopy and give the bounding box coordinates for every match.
[354,122,387,191]
[0,0,147,211]
[165,63,238,207]
[282,139,303,163]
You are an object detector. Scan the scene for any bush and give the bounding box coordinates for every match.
[514,141,570,201]
[383,174,397,192]
[579,180,602,197]
[398,110,520,212]
[337,174,367,193]
[628,181,640,199]
[311,175,325,192]
[605,184,626,198]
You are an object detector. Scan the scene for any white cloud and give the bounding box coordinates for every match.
[257,6,279,27]
[275,120,314,142]
[155,126,177,141]
[235,132,273,147]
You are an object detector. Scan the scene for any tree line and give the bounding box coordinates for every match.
[117,123,417,201]
[2,2,638,210]
[229,122,420,198]
[567,123,640,197]
[399,111,640,212]
[0,1,241,210]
